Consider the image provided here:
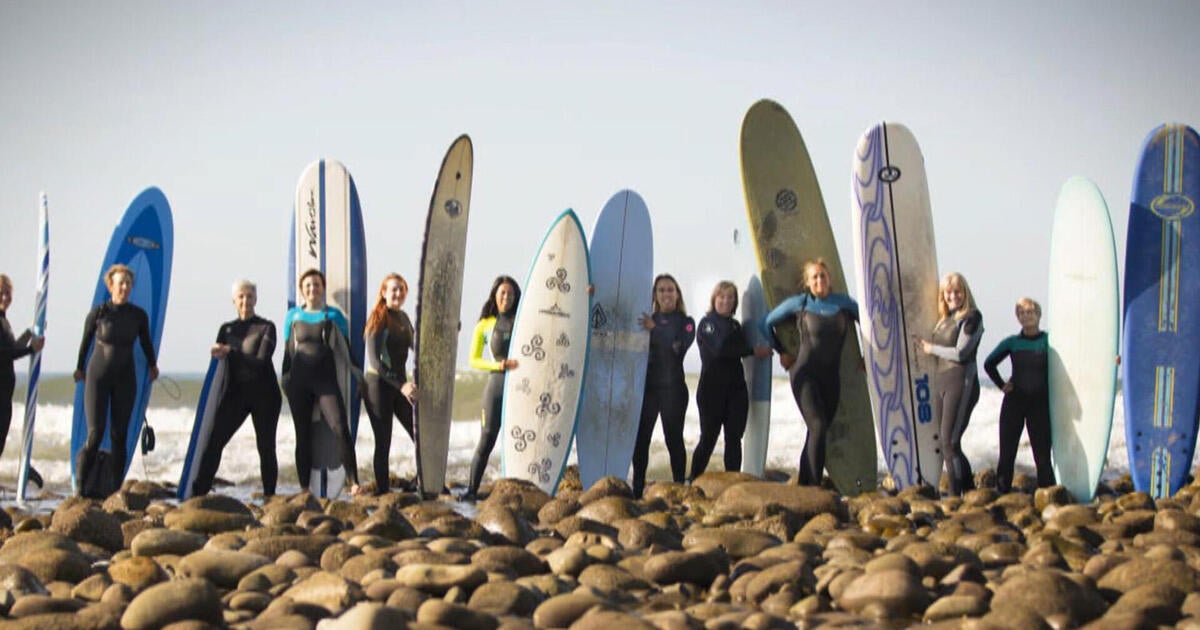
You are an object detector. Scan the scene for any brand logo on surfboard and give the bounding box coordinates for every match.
[305,191,320,258]
[775,189,797,213]
[915,373,933,423]
[879,166,902,183]
[126,236,160,250]
[1150,194,1195,220]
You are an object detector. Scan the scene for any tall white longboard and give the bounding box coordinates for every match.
[501,209,592,495]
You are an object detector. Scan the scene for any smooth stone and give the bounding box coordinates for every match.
[532,592,604,629]
[178,548,272,588]
[922,594,988,621]
[281,570,365,616]
[7,594,87,617]
[338,551,397,583]
[385,585,429,613]
[836,569,931,617]
[394,563,487,595]
[643,549,728,587]
[468,581,540,617]
[107,555,168,593]
[991,568,1106,626]
[1107,583,1185,625]
[416,598,498,630]
[472,545,547,577]
[48,502,124,553]
[744,560,815,605]
[569,607,657,629]
[1096,557,1198,595]
[131,528,207,557]
[120,577,221,629]
[577,476,634,504]
[238,564,298,592]
[682,528,780,560]
[317,601,411,629]
[577,564,650,593]
[713,482,839,520]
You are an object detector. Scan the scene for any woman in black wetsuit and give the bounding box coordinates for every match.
[984,297,1054,493]
[632,273,695,498]
[465,275,521,499]
[74,264,158,497]
[760,259,859,487]
[915,272,984,496]
[1,274,45,465]
[362,273,417,494]
[690,280,770,479]
[281,268,361,497]
[191,279,281,497]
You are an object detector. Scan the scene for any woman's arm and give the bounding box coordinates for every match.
[468,318,504,372]
[982,338,1012,389]
[75,307,99,373]
[760,294,806,353]
[928,312,984,363]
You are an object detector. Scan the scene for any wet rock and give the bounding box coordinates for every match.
[643,549,728,587]
[165,495,258,534]
[570,607,657,629]
[836,569,930,618]
[241,534,340,561]
[107,555,168,592]
[384,585,429,614]
[129,528,206,557]
[991,568,1105,626]
[691,472,759,499]
[538,498,582,526]
[682,528,780,559]
[472,545,547,577]
[467,581,540,617]
[352,506,417,541]
[1106,583,1185,625]
[744,560,815,604]
[714,482,839,520]
[1096,556,1198,595]
[319,601,411,629]
[577,496,642,525]
[476,504,537,546]
[281,570,364,616]
[578,476,635,504]
[7,594,88,617]
[532,592,605,628]
[120,577,221,629]
[578,564,650,593]
[417,598,499,629]
[48,501,124,553]
[394,563,487,595]
[922,594,988,622]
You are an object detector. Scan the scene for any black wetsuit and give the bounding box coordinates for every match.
[762,292,859,486]
[1,311,34,460]
[192,315,281,497]
[467,313,513,496]
[984,330,1054,492]
[930,310,984,496]
[691,312,753,479]
[363,309,414,493]
[632,311,695,498]
[75,301,157,495]
[282,307,358,488]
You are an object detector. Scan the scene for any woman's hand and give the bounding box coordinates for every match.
[30,336,45,352]
[401,382,418,403]
[211,343,230,359]
[149,366,159,381]
[638,313,655,331]
[73,369,84,383]
[911,335,932,354]
[503,359,519,371]
[779,353,796,371]
[1002,382,1014,393]
[753,345,772,359]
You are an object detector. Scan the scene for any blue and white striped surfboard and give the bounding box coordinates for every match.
[1123,124,1200,499]
[17,193,49,503]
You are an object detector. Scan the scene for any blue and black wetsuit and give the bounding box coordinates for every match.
[75,301,157,495]
[282,306,358,488]
[929,309,984,495]
[363,309,414,493]
[984,330,1054,492]
[761,292,858,486]
[467,312,514,496]
[632,311,695,498]
[691,312,753,479]
[192,315,281,496]
[0,311,34,460]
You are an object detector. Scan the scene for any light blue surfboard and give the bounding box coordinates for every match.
[577,190,653,491]
[177,357,227,500]
[1123,124,1200,499]
[70,187,173,492]
[740,274,773,476]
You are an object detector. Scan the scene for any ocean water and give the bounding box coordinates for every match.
[0,376,1170,503]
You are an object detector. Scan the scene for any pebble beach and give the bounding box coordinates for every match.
[1,465,1199,630]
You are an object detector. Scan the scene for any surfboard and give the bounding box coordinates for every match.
[177,358,227,500]
[740,99,876,494]
[1047,176,1119,503]
[17,192,48,504]
[287,159,366,499]
[1123,124,1200,499]
[850,122,942,491]
[739,274,773,476]
[577,190,652,491]
[414,135,473,497]
[70,187,173,492]
[501,209,592,496]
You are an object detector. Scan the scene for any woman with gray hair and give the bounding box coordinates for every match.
[190,279,281,496]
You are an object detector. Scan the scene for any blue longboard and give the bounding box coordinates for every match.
[177,358,227,500]
[70,188,173,492]
[1123,124,1200,499]
[577,190,653,490]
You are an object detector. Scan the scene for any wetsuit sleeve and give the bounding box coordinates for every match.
[719,321,753,359]
[983,336,1013,389]
[328,308,351,339]
[281,310,296,376]
[469,318,503,372]
[365,326,386,373]
[76,306,100,372]
[696,314,718,364]
[10,329,34,361]
[761,294,807,353]
[676,316,696,357]
[841,295,860,323]
[136,307,157,368]
[929,311,984,363]
[258,321,277,364]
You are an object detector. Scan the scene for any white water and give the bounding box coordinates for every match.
[0,383,1165,499]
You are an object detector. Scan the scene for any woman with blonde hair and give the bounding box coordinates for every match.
[690,280,770,479]
[362,273,417,494]
[915,272,984,495]
[760,259,859,486]
[74,263,158,497]
[632,273,695,498]
[1,274,45,467]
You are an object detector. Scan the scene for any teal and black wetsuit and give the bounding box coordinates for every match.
[282,306,358,488]
[984,330,1054,492]
[363,308,414,494]
[691,312,753,479]
[0,310,34,460]
[761,292,858,486]
[75,301,157,496]
[633,311,695,498]
[192,315,281,496]
[467,312,514,496]
[929,310,984,496]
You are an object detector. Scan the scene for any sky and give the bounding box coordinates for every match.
[2,2,1199,375]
